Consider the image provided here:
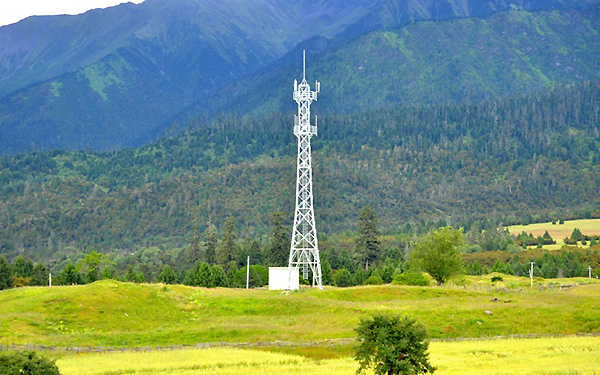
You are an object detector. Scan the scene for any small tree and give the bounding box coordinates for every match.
[321,258,333,285]
[204,223,218,265]
[61,262,82,285]
[158,265,177,284]
[211,265,229,287]
[30,263,49,286]
[571,228,584,241]
[266,211,290,266]
[355,314,435,375]
[334,268,353,287]
[11,255,33,279]
[217,216,239,270]
[0,256,12,290]
[411,226,464,285]
[356,205,381,270]
[196,262,215,287]
[81,251,105,283]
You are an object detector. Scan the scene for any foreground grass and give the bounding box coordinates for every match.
[1,278,600,347]
[56,336,600,375]
[506,218,600,249]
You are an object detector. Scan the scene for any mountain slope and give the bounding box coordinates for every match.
[1,0,598,154]
[1,81,598,259]
[211,6,600,115]
[0,0,377,153]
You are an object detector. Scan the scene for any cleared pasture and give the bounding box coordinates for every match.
[507,219,600,249]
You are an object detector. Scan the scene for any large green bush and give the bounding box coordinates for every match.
[392,272,430,286]
[0,351,60,375]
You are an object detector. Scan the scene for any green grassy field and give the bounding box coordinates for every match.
[1,277,600,348]
[506,218,600,249]
[54,336,600,375]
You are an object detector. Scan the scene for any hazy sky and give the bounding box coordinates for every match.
[0,0,145,27]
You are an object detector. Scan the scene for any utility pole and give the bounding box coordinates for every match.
[530,262,534,287]
[246,256,250,290]
[287,50,322,290]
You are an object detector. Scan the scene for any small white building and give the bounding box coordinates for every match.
[268,267,299,290]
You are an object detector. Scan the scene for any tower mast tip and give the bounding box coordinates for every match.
[303,50,306,80]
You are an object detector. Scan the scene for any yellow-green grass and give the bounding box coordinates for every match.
[1,279,600,348]
[506,218,600,249]
[55,336,600,375]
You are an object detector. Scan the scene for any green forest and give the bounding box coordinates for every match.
[0,81,599,289]
[1,81,599,262]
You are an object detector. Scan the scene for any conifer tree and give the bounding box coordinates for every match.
[204,223,218,265]
[30,263,48,286]
[217,216,238,270]
[267,211,290,266]
[196,262,214,287]
[158,265,177,284]
[11,255,33,278]
[571,228,584,241]
[185,206,201,265]
[61,262,82,285]
[356,205,381,270]
[0,256,11,290]
[211,265,229,287]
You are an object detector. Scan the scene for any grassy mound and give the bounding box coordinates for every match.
[1,278,599,347]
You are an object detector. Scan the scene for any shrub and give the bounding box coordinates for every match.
[334,268,353,287]
[355,314,435,375]
[364,275,384,285]
[491,276,503,283]
[232,265,267,288]
[0,351,61,375]
[392,272,430,286]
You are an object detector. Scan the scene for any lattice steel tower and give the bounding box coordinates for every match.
[288,51,322,289]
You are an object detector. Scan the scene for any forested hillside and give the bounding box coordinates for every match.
[1,81,599,260]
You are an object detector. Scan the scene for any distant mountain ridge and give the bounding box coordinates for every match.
[0,0,599,153]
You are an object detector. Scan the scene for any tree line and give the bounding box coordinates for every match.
[2,206,598,292]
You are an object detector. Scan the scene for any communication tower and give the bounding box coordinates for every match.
[288,51,322,290]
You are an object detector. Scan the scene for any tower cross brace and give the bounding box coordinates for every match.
[288,51,322,290]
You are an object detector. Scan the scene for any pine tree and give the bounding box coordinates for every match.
[0,256,11,290]
[267,211,289,266]
[30,263,48,286]
[247,239,263,265]
[571,228,584,241]
[211,265,229,287]
[321,258,333,285]
[185,207,201,265]
[356,206,381,270]
[196,262,215,287]
[61,262,82,285]
[217,216,238,270]
[183,261,201,286]
[158,265,177,284]
[204,223,218,265]
[11,255,33,278]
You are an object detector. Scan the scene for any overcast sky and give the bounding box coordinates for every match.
[0,0,145,27]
